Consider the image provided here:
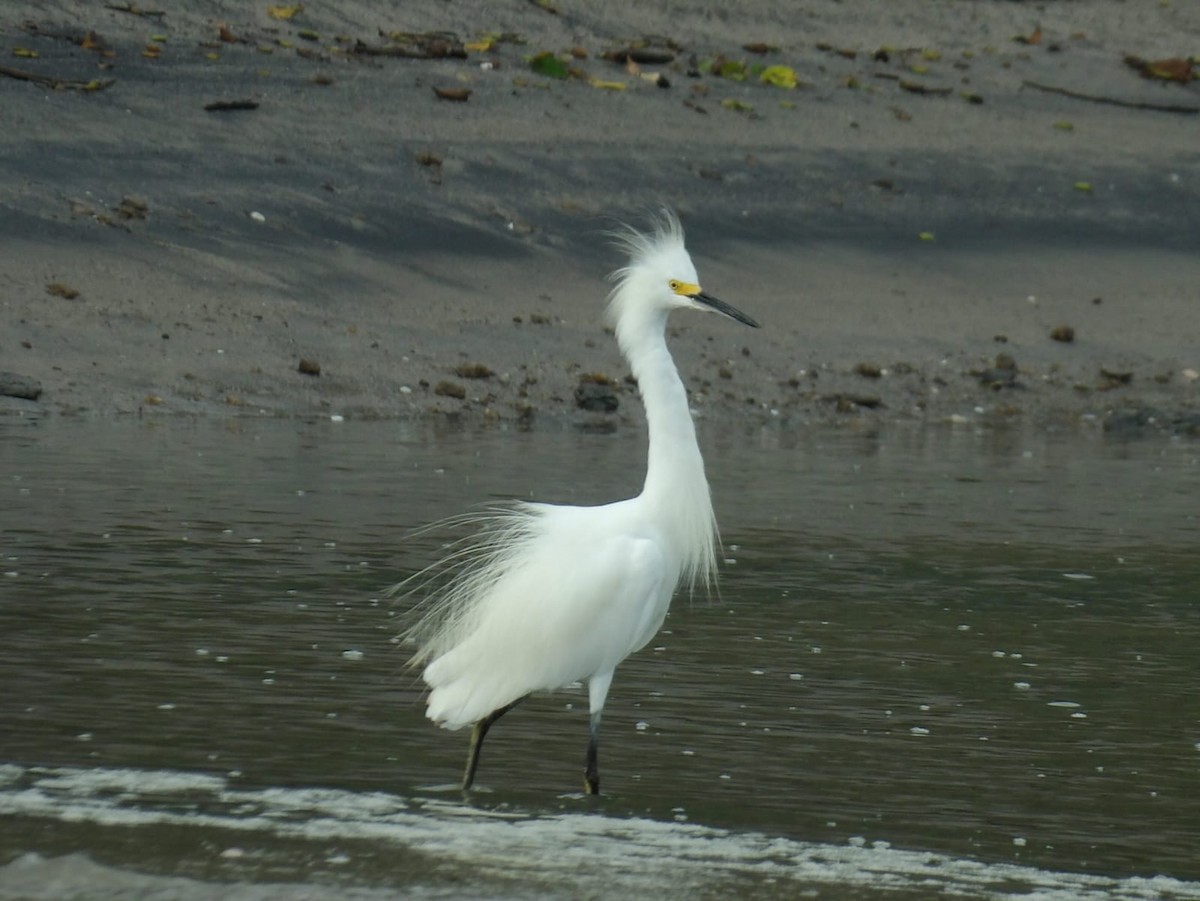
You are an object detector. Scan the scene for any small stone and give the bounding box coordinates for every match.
[1174,414,1200,438]
[575,379,619,413]
[978,368,1017,389]
[854,362,882,378]
[298,358,321,376]
[432,86,471,103]
[977,353,1019,389]
[0,372,42,401]
[1103,407,1156,434]
[1099,367,1133,388]
[454,362,493,379]
[434,380,466,399]
[45,282,80,300]
[116,196,149,220]
[832,394,882,412]
[1050,324,1075,343]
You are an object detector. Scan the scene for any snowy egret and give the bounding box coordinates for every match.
[402,210,758,794]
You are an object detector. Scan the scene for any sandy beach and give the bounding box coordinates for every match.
[1,0,1197,433]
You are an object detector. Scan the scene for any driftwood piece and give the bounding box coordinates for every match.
[1023,80,1199,115]
[0,64,114,91]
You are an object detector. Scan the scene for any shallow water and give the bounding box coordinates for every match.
[1,417,1197,899]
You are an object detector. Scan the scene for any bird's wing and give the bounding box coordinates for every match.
[422,533,668,729]
[590,535,670,668]
[542,534,668,677]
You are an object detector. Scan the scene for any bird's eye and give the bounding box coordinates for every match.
[668,279,681,292]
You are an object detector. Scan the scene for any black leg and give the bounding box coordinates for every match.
[584,709,601,795]
[461,697,524,791]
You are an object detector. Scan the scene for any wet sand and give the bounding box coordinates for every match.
[1,1,1197,433]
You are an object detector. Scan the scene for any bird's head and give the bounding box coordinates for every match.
[607,210,760,331]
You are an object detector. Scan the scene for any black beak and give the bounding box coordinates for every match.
[694,291,760,328]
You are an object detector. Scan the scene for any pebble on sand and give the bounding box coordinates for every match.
[575,378,619,413]
[435,380,467,399]
[0,371,42,401]
[1050,325,1075,343]
[454,362,494,379]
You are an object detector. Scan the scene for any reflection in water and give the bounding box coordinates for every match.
[1,417,1197,897]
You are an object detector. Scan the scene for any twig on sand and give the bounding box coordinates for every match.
[351,38,466,60]
[104,2,166,17]
[1022,80,1199,115]
[204,99,260,112]
[0,65,114,92]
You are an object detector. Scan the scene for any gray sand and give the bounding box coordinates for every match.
[2,1,1197,433]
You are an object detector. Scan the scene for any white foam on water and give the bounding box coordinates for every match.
[1,764,1198,900]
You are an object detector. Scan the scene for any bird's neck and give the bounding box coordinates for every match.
[619,311,717,591]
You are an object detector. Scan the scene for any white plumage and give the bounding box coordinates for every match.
[400,210,759,793]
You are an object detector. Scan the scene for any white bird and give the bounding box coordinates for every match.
[401,210,759,794]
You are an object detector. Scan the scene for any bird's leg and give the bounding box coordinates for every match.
[462,696,524,791]
[584,671,613,795]
[584,709,602,795]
